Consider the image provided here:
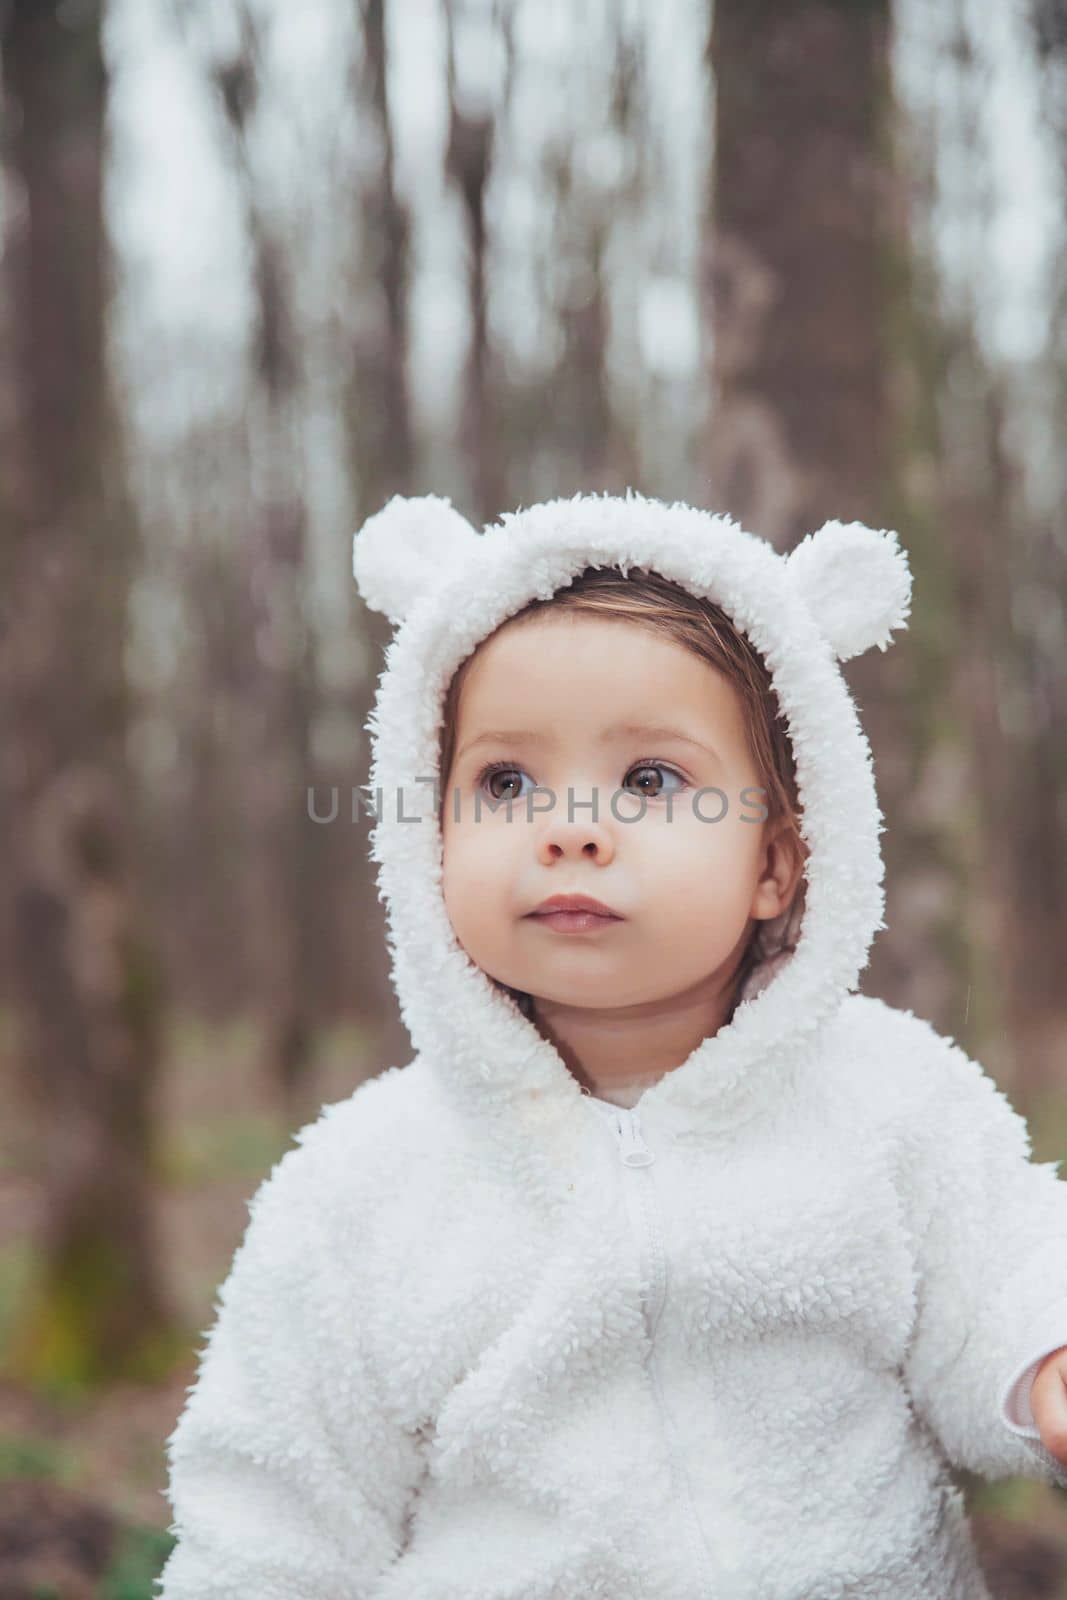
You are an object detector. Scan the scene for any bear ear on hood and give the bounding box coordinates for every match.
[352,493,481,625]
[785,519,912,662]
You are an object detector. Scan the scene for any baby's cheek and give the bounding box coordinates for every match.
[650,807,751,900]
[441,825,480,939]
[443,825,513,940]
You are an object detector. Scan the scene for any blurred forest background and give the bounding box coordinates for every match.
[1,0,1067,1593]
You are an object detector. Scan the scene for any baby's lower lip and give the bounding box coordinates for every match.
[528,909,622,933]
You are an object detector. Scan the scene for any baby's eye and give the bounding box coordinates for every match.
[622,762,686,799]
[479,764,535,802]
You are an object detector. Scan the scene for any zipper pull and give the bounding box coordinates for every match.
[614,1108,655,1167]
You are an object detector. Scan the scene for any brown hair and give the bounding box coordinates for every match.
[437,564,809,1018]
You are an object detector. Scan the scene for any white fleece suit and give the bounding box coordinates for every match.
[156,492,1067,1600]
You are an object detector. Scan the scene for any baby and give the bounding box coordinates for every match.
[157,492,1067,1600]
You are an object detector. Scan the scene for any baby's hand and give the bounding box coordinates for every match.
[1031,1347,1067,1465]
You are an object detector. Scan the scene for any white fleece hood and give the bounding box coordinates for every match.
[351,490,912,1142]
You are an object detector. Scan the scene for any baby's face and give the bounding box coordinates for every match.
[441,613,790,1013]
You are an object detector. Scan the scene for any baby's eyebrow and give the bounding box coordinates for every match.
[455,723,719,761]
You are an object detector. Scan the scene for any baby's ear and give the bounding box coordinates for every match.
[352,494,480,625]
[785,519,912,661]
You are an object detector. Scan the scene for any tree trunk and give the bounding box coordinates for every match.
[208,17,323,1122]
[705,0,973,1036]
[343,0,423,1075]
[444,0,502,523]
[0,0,178,1387]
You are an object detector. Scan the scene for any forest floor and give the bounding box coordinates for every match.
[1,1012,1067,1597]
[0,1011,376,1597]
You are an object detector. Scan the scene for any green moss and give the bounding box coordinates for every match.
[120,931,166,1052]
[155,1114,290,1185]
[99,1522,177,1600]
[0,1240,36,1358]
[165,1009,259,1068]
[1025,1087,1067,1168]
[965,1466,1040,1519]
[2,1237,192,1394]
[0,1431,79,1484]
[0,1002,16,1058]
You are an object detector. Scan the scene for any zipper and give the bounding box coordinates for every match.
[602,1104,714,1594]
[605,1107,667,1340]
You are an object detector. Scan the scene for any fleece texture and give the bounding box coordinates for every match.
[157,491,1067,1600]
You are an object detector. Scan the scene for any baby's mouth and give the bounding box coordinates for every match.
[525,895,624,934]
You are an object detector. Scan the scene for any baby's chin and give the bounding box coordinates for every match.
[480,964,621,1011]
[497,950,747,1018]
[512,979,678,1016]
